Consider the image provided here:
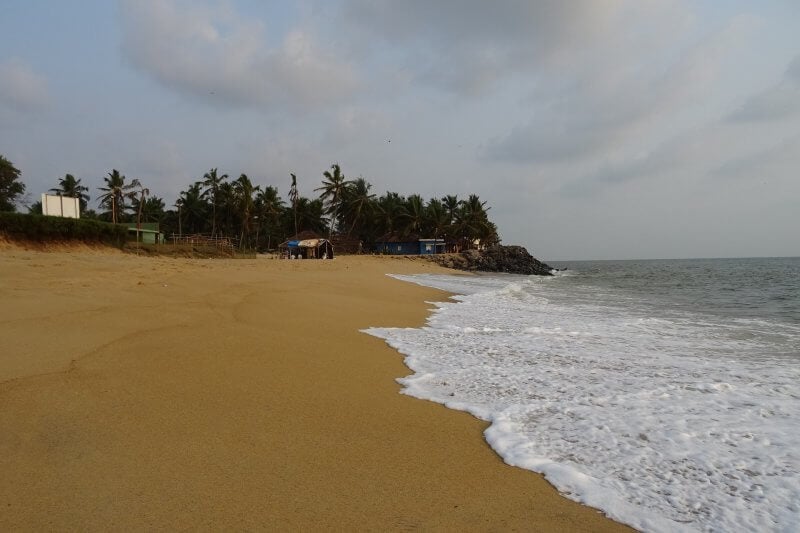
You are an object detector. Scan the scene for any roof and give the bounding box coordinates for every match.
[287,230,323,241]
[376,232,420,243]
[376,232,445,243]
[126,227,160,234]
[280,236,332,248]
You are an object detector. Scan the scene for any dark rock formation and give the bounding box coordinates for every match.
[428,245,554,276]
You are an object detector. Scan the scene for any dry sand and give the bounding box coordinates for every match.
[0,244,632,531]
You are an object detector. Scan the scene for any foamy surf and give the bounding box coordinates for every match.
[365,259,800,532]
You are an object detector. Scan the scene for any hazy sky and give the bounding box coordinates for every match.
[1,1,798,260]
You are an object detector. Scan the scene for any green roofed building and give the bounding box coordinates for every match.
[124,223,164,244]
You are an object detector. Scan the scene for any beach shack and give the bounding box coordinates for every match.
[373,233,445,255]
[279,231,334,259]
[125,223,164,244]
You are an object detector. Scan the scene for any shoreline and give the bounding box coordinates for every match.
[0,247,631,531]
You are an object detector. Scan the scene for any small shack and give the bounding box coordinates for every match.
[125,223,164,244]
[279,231,334,259]
[418,238,446,255]
[373,233,445,255]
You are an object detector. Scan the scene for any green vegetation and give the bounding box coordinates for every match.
[0,153,499,252]
[0,155,26,212]
[0,212,127,246]
[50,174,90,212]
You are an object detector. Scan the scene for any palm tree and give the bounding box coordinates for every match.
[341,177,375,237]
[290,197,327,235]
[50,174,90,211]
[315,163,351,236]
[255,185,285,249]
[441,194,459,227]
[455,194,491,249]
[424,198,448,241]
[374,192,407,237]
[201,168,228,237]
[288,173,299,238]
[136,196,166,222]
[178,182,207,234]
[174,198,183,234]
[135,184,150,243]
[98,169,140,224]
[402,194,426,237]
[233,173,258,248]
[216,181,237,238]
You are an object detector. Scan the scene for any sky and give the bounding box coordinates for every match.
[1,0,798,260]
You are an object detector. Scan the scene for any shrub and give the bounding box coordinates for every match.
[0,212,127,247]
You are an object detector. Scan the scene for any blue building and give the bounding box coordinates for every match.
[374,236,445,255]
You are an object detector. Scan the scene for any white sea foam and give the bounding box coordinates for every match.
[365,272,800,532]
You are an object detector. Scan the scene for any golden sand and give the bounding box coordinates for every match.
[0,245,631,531]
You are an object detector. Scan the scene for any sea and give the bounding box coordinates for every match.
[365,257,800,533]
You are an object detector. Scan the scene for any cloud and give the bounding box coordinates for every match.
[342,0,631,95]
[119,0,358,110]
[711,136,800,182]
[0,58,49,112]
[728,55,800,122]
[484,11,755,164]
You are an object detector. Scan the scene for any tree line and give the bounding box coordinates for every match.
[1,155,499,251]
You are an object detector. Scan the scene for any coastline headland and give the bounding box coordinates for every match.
[0,243,628,531]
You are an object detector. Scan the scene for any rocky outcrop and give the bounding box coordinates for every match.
[428,245,554,276]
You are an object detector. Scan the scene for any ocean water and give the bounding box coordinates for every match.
[365,257,800,532]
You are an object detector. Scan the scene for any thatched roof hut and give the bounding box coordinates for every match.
[279,231,334,259]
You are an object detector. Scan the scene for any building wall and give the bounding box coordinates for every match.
[42,194,80,219]
[375,242,419,255]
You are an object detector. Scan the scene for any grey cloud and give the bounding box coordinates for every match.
[119,0,358,110]
[711,136,800,181]
[341,0,630,95]
[728,55,800,122]
[484,14,753,164]
[0,58,49,113]
[559,152,667,199]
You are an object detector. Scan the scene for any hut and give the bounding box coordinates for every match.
[125,222,165,244]
[279,231,334,259]
[373,233,445,255]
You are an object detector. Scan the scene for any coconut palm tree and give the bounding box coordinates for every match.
[442,194,460,228]
[134,196,165,223]
[424,198,448,241]
[454,194,492,249]
[201,168,228,237]
[134,184,150,243]
[288,173,299,238]
[50,173,90,211]
[289,197,327,235]
[341,177,375,237]
[402,194,426,237]
[315,163,351,236]
[178,182,207,234]
[233,173,258,248]
[374,191,407,237]
[255,185,284,249]
[98,170,140,224]
[215,181,237,238]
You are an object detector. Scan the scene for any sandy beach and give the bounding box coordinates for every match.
[0,244,630,531]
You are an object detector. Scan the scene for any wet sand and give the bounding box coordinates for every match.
[0,244,631,531]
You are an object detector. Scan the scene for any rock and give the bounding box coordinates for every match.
[428,245,553,276]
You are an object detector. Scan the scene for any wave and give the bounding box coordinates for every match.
[367,271,800,532]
